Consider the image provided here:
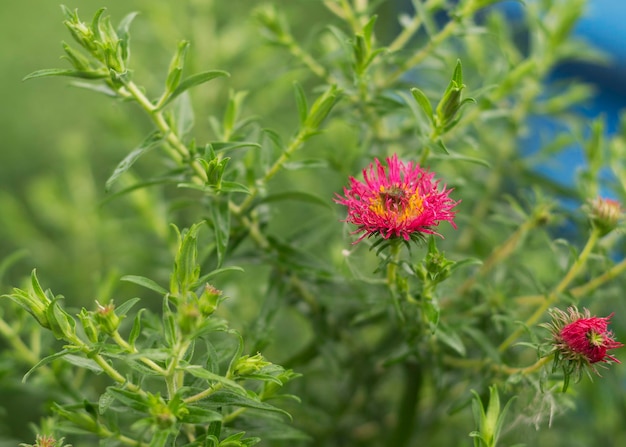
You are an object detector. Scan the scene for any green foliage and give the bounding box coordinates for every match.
[2,0,626,446]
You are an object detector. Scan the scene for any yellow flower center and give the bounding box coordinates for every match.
[588,330,604,347]
[369,185,424,223]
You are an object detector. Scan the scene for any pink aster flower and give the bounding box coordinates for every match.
[335,154,458,243]
[546,306,623,378]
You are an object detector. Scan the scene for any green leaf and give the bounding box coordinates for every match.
[158,70,230,110]
[23,68,108,81]
[165,40,190,93]
[263,128,284,150]
[217,181,250,194]
[63,354,104,374]
[106,386,149,412]
[204,390,292,420]
[105,131,162,191]
[46,297,76,340]
[435,325,467,356]
[293,82,308,127]
[128,309,145,347]
[90,8,106,41]
[23,348,77,382]
[210,200,230,269]
[149,431,170,447]
[363,15,377,45]
[181,405,223,424]
[115,297,142,317]
[195,266,244,286]
[210,142,261,153]
[423,300,440,328]
[409,88,434,124]
[70,81,117,97]
[185,366,246,393]
[452,59,463,86]
[116,11,139,65]
[121,275,168,295]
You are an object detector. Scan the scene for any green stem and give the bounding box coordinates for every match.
[387,242,405,324]
[390,361,422,447]
[165,339,192,399]
[457,217,535,295]
[122,80,208,183]
[498,228,601,353]
[385,18,458,87]
[236,127,312,214]
[112,330,166,374]
[494,354,553,376]
[0,318,40,365]
[183,381,224,404]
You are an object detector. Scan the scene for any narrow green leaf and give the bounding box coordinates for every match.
[158,70,230,110]
[115,296,141,317]
[116,11,139,38]
[63,354,104,373]
[293,82,309,127]
[128,309,145,347]
[263,128,284,150]
[363,15,378,45]
[121,275,168,295]
[435,325,467,356]
[210,141,260,153]
[185,366,246,393]
[204,390,292,420]
[90,8,107,42]
[69,81,117,97]
[106,387,149,412]
[452,59,463,86]
[23,68,108,81]
[105,131,162,191]
[23,348,76,382]
[165,40,190,93]
[181,405,223,424]
[195,266,244,286]
[116,12,139,64]
[216,181,250,194]
[171,91,195,138]
[149,431,170,447]
[210,200,230,268]
[410,88,434,123]
[423,300,440,328]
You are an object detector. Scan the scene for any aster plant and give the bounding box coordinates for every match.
[2,1,626,447]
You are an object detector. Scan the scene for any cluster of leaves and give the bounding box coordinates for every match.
[1,0,626,446]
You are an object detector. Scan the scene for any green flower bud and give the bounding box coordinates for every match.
[198,284,223,317]
[587,197,622,236]
[232,353,271,378]
[94,301,121,335]
[78,308,99,343]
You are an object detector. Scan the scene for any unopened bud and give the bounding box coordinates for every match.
[232,353,271,377]
[94,301,121,335]
[587,197,622,236]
